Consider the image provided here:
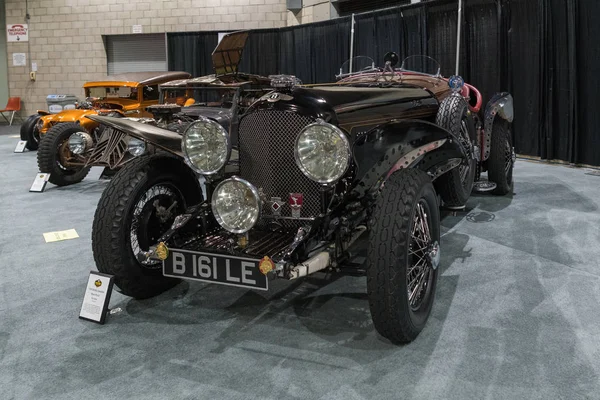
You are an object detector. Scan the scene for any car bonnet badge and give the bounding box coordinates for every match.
[269,197,285,216]
[289,193,303,218]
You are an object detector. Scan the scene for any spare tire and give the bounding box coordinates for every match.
[434,94,476,208]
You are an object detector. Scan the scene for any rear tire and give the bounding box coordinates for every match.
[367,169,440,343]
[488,118,514,195]
[435,95,476,207]
[92,154,203,299]
[20,114,41,151]
[37,122,91,186]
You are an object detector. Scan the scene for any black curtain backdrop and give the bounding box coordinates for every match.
[167,0,600,167]
[167,31,218,78]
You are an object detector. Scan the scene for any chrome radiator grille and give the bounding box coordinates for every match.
[238,110,321,225]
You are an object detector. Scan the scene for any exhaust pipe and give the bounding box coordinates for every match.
[288,252,330,280]
[287,226,367,280]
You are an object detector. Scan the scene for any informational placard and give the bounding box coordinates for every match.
[12,53,26,66]
[132,25,142,34]
[30,173,50,192]
[14,140,27,153]
[79,271,114,324]
[7,24,28,42]
[43,229,79,243]
[31,62,37,72]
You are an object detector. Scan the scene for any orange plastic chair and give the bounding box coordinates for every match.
[0,97,22,125]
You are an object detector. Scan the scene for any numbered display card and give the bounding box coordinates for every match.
[79,271,114,324]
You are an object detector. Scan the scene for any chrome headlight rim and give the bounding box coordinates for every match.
[127,137,146,157]
[181,117,231,176]
[67,131,92,155]
[294,120,351,184]
[211,176,262,234]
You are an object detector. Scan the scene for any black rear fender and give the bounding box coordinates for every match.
[483,93,513,161]
[352,120,465,195]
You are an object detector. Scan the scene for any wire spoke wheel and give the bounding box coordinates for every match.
[129,184,183,269]
[488,118,514,195]
[504,138,513,176]
[458,120,473,188]
[407,200,435,310]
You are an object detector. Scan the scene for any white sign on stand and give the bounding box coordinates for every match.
[79,271,114,324]
[30,173,50,192]
[7,24,28,42]
[14,140,27,153]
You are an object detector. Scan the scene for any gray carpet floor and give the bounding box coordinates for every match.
[0,124,599,399]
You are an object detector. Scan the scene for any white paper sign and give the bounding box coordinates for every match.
[14,140,27,153]
[30,173,50,192]
[31,62,37,72]
[132,25,142,34]
[12,53,26,66]
[7,24,28,42]
[79,272,114,324]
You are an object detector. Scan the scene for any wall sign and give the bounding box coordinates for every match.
[79,271,115,324]
[12,53,26,66]
[7,24,28,42]
[132,25,142,34]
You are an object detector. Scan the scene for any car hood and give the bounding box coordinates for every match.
[250,85,440,137]
[41,109,99,123]
[179,106,232,125]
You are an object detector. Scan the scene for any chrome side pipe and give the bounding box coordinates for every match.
[286,226,367,280]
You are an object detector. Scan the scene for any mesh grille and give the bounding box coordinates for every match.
[239,110,321,225]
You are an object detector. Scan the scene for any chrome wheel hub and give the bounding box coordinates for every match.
[427,241,440,270]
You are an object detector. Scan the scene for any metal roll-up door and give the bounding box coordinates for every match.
[105,34,167,75]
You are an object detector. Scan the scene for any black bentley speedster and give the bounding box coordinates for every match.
[88,44,513,343]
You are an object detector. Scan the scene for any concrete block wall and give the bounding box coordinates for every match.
[287,0,338,26]
[5,0,288,115]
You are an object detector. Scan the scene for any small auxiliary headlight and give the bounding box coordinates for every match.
[211,177,261,234]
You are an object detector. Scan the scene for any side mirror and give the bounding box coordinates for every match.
[383,52,399,67]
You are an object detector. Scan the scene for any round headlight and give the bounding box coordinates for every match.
[127,137,146,156]
[294,121,351,184]
[182,118,230,175]
[212,177,261,234]
[68,131,92,155]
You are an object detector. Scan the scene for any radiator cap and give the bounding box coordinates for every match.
[269,74,301,88]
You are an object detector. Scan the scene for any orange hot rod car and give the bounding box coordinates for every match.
[20,71,190,186]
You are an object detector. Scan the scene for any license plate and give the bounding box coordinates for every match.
[162,248,268,291]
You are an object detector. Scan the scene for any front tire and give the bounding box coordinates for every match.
[37,122,91,186]
[435,95,476,207]
[20,114,41,151]
[92,154,203,299]
[367,169,441,343]
[488,118,514,195]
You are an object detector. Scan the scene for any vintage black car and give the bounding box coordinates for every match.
[88,50,514,343]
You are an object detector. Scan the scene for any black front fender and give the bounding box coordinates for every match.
[87,115,183,156]
[351,119,466,195]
